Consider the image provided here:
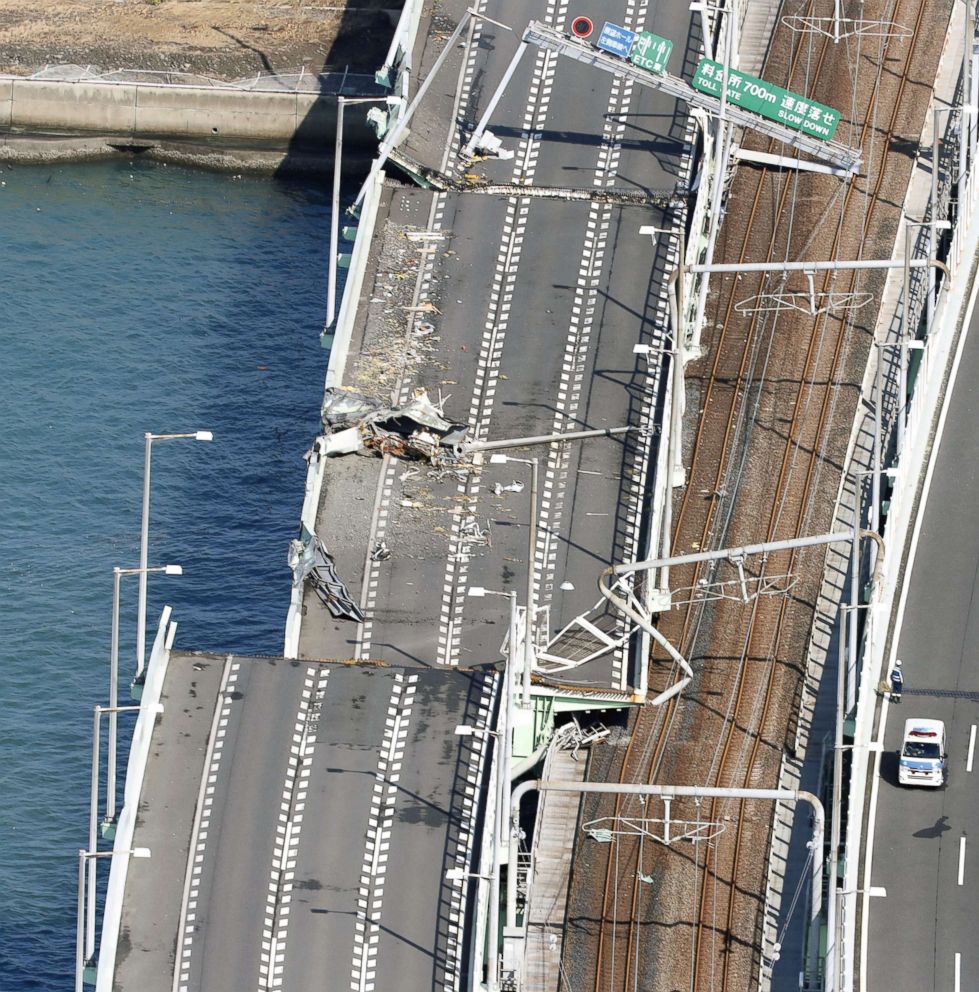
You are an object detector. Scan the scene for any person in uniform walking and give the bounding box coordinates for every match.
[889,659,904,702]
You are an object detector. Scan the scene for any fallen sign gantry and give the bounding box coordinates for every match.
[466,20,862,174]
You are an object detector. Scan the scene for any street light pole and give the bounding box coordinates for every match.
[328,96,388,328]
[136,431,211,679]
[87,704,145,959]
[468,585,517,991]
[76,847,151,992]
[489,455,539,705]
[110,565,181,824]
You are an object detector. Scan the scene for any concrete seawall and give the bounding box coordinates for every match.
[0,75,385,170]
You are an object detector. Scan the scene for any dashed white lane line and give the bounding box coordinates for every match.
[959,834,967,886]
[529,0,659,688]
[260,666,330,992]
[357,5,488,662]
[350,673,417,992]
[439,0,568,666]
[176,656,240,992]
[440,673,498,992]
[967,724,976,771]
[955,951,961,992]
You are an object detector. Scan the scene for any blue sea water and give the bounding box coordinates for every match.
[0,160,338,989]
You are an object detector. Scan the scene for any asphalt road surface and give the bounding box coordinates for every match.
[113,4,701,989]
[299,0,696,699]
[115,654,498,992]
[866,291,979,988]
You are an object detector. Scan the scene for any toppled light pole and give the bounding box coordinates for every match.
[463,424,636,455]
[354,8,513,209]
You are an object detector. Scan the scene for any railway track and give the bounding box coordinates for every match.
[569,2,946,990]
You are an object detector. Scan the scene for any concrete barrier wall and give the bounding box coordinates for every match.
[0,76,380,150]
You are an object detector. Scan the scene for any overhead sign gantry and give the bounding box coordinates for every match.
[465,19,862,173]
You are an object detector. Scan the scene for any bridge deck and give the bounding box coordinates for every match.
[113,650,498,992]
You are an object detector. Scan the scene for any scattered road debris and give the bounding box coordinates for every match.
[322,385,469,465]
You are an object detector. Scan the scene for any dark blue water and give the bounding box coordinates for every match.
[0,160,336,989]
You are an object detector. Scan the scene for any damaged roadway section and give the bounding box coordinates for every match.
[294,174,687,684]
[291,0,695,690]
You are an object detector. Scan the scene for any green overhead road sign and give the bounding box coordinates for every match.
[629,31,672,74]
[692,57,841,141]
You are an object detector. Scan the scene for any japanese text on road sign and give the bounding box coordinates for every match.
[596,22,636,58]
[629,31,672,74]
[691,57,841,141]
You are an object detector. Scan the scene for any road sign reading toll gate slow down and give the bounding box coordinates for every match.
[692,56,841,141]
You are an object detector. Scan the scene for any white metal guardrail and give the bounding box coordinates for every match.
[283,165,387,658]
[95,607,176,992]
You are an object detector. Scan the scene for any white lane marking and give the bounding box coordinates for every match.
[439,0,569,665]
[534,0,661,689]
[968,724,976,771]
[440,672,499,992]
[955,951,961,992]
[351,673,417,992]
[260,666,330,992]
[174,656,240,992]
[959,835,967,886]
[359,0,489,661]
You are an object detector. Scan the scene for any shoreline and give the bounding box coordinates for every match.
[0,131,379,175]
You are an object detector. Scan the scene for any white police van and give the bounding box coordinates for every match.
[898,719,946,787]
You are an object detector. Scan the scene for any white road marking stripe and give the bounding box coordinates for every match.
[259,666,330,992]
[959,835,967,885]
[968,724,976,771]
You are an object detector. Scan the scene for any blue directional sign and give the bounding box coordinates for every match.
[596,21,636,58]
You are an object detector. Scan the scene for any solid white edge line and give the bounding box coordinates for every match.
[959,835,967,886]
[967,724,976,772]
[871,148,979,992]
[859,692,889,992]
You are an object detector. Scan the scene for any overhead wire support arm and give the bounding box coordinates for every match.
[504,780,826,988]
[598,531,864,706]
[519,20,862,173]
